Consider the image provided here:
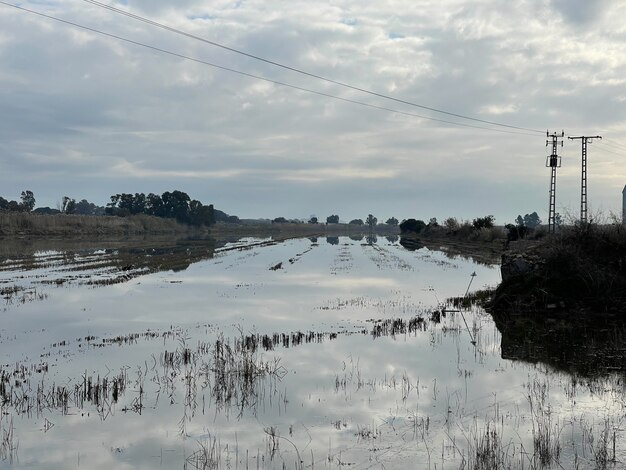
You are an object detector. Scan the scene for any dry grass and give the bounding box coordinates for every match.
[0,212,198,237]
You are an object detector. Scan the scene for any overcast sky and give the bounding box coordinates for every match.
[1,0,625,223]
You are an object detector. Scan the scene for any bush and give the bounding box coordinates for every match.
[443,217,459,232]
[494,223,626,312]
[469,227,505,242]
[399,218,426,234]
[472,215,495,229]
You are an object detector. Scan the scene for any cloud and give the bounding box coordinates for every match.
[550,0,610,26]
[0,0,625,222]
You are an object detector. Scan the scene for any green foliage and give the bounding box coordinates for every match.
[326,214,339,224]
[308,216,318,224]
[443,217,459,232]
[516,212,542,229]
[366,214,377,228]
[74,199,105,215]
[33,207,61,215]
[0,191,36,213]
[510,212,543,240]
[469,227,504,242]
[399,218,426,234]
[20,190,35,212]
[385,217,398,226]
[213,209,239,224]
[62,196,76,214]
[555,213,563,227]
[105,191,215,226]
[272,217,288,224]
[505,223,528,241]
[495,223,626,312]
[472,215,495,229]
[349,219,363,225]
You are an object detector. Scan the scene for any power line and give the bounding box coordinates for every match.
[603,138,626,149]
[595,143,626,158]
[0,1,539,137]
[601,139,626,151]
[79,0,544,135]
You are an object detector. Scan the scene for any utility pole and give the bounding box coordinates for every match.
[546,131,564,233]
[568,135,601,224]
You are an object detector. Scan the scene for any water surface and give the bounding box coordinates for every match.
[0,236,623,469]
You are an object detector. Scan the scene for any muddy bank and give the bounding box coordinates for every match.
[491,224,626,314]
[0,212,399,239]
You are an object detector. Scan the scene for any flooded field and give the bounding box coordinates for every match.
[0,235,624,469]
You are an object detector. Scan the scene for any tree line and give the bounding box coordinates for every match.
[0,191,35,212]
[272,214,399,228]
[0,190,216,227]
[105,191,215,226]
[399,215,496,234]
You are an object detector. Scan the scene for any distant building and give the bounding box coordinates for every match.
[623,185,626,224]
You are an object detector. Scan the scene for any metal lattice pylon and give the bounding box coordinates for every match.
[546,131,564,233]
[568,135,601,224]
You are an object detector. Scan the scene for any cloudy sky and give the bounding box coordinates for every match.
[1,0,625,223]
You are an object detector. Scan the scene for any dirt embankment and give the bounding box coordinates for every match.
[0,213,400,239]
[209,222,399,238]
[490,225,626,315]
[0,212,198,237]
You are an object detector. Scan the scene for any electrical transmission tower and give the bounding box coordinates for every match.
[546,131,564,233]
[568,135,601,224]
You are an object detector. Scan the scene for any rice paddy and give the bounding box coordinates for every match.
[0,235,624,469]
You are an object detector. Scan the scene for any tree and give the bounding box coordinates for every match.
[505,223,527,241]
[0,197,8,211]
[104,190,215,226]
[399,218,426,234]
[20,190,35,212]
[188,200,215,226]
[33,207,60,215]
[162,190,191,222]
[61,196,76,214]
[443,217,459,231]
[349,219,364,225]
[385,217,398,226]
[146,193,164,217]
[555,212,563,227]
[366,214,377,229]
[326,214,339,224]
[73,199,105,215]
[515,212,541,229]
[106,194,121,216]
[428,217,438,227]
[272,217,288,224]
[131,193,147,215]
[472,215,495,229]
[308,216,318,224]
[523,212,541,229]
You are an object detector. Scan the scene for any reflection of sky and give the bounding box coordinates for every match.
[0,237,624,469]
